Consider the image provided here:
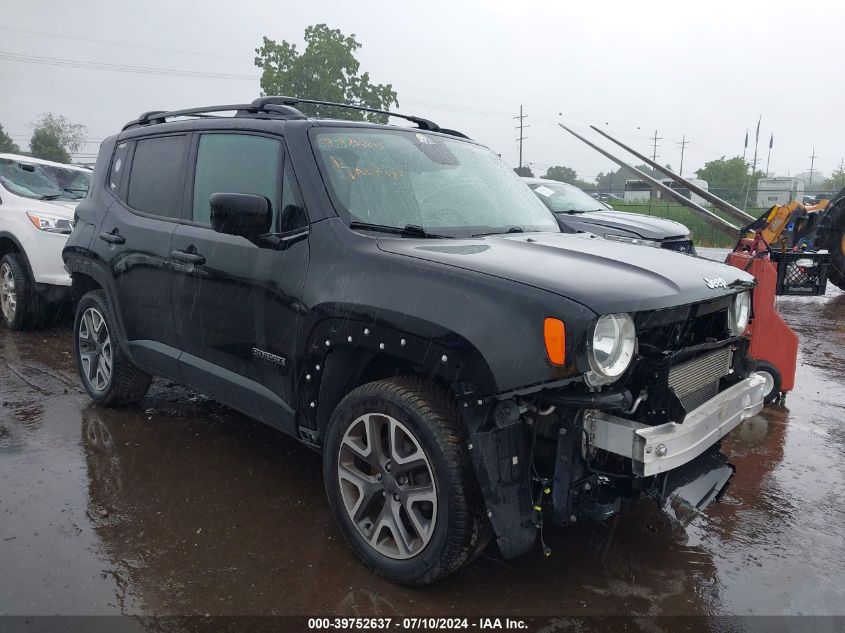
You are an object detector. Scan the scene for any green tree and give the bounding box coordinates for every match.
[824,168,845,193]
[514,165,534,177]
[541,166,595,191]
[29,114,86,163]
[595,164,660,194]
[254,24,398,123]
[573,179,596,191]
[543,165,577,184]
[0,124,20,153]
[695,156,763,207]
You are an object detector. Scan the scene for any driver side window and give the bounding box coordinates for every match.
[192,133,280,225]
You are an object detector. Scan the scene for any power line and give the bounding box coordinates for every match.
[0,25,247,62]
[0,50,260,80]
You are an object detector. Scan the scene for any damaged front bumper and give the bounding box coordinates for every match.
[584,372,766,477]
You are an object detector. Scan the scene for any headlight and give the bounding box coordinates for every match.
[26,212,73,234]
[586,313,636,386]
[728,291,751,335]
[603,234,659,248]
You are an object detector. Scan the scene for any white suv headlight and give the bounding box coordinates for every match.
[26,212,73,234]
[728,291,751,335]
[586,313,636,386]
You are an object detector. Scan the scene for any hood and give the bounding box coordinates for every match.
[557,209,689,240]
[377,232,753,314]
[25,198,79,217]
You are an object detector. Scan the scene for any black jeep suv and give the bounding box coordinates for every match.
[64,97,765,585]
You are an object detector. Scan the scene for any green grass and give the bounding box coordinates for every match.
[605,201,767,248]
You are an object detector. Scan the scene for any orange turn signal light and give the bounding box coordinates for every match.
[543,318,566,366]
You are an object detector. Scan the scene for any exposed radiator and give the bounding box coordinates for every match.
[668,346,733,412]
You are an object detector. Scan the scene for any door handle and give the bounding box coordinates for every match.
[98,230,125,245]
[171,250,206,265]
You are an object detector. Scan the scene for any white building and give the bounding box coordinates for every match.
[623,178,710,206]
[756,177,805,208]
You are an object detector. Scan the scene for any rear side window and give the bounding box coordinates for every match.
[127,135,189,218]
[109,142,130,195]
[192,133,281,225]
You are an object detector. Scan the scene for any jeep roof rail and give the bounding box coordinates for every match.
[121,102,307,131]
[121,96,469,137]
[252,96,441,132]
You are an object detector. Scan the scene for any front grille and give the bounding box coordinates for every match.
[668,346,733,412]
[635,296,732,352]
[661,239,695,254]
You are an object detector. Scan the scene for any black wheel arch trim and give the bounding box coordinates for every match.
[299,314,496,440]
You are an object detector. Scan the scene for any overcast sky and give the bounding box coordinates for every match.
[2,0,843,183]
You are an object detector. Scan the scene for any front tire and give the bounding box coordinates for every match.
[74,290,151,406]
[323,377,487,585]
[755,360,782,405]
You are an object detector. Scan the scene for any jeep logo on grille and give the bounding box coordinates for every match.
[704,277,728,289]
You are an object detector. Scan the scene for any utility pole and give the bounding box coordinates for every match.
[650,129,662,162]
[677,135,689,177]
[514,105,528,170]
[808,146,817,190]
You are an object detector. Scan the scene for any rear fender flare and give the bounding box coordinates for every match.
[65,254,133,359]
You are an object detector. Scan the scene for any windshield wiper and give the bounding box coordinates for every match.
[39,194,63,200]
[349,221,450,239]
[472,226,524,237]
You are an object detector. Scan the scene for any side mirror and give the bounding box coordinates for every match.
[209,193,272,238]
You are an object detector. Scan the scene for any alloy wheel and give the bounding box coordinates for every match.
[0,263,16,322]
[78,307,113,392]
[337,413,438,559]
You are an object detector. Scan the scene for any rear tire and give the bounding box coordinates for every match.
[74,290,152,406]
[827,219,845,292]
[323,377,487,585]
[0,253,45,331]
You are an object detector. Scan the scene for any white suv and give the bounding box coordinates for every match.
[0,153,91,330]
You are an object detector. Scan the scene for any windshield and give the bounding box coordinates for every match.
[529,181,606,213]
[0,159,90,201]
[311,128,559,237]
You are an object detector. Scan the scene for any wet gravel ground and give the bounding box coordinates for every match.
[1,250,844,624]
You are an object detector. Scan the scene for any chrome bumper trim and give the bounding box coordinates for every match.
[585,373,766,477]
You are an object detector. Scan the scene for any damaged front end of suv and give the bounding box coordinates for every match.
[458,267,762,558]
